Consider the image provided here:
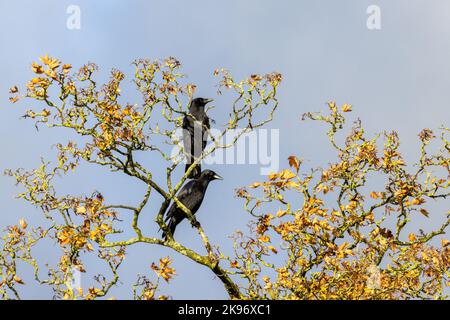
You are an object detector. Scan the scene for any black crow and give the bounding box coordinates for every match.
[162,169,223,240]
[183,97,213,179]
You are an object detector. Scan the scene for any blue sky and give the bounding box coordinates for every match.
[1,0,449,299]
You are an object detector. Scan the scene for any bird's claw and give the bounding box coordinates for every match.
[191,220,201,228]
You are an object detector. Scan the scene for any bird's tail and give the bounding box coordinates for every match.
[162,217,177,241]
[185,163,201,179]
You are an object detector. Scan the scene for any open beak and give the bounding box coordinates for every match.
[213,173,223,180]
[204,98,214,104]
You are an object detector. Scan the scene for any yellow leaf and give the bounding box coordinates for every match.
[19,219,27,229]
[268,172,278,180]
[62,64,72,73]
[408,233,416,242]
[331,210,342,217]
[258,235,270,243]
[341,104,352,112]
[40,55,60,70]
[13,275,25,284]
[277,209,287,217]
[76,206,87,214]
[31,62,44,74]
[279,169,296,180]
[268,246,278,254]
[249,182,261,188]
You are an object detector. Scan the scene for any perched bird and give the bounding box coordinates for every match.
[162,170,223,240]
[183,97,213,179]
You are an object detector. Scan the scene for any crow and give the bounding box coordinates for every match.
[162,169,223,240]
[183,97,213,179]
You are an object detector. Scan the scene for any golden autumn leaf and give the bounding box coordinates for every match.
[258,235,270,243]
[40,55,60,70]
[13,275,25,284]
[268,246,278,254]
[62,64,72,74]
[152,257,176,283]
[249,182,261,188]
[19,219,27,229]
[279,169,296,180]
[9,96,19,103]
[408,233,416,242]
[250,74,262,81]
[370,191,379,199]
[288,155,300,172]
[277,209,287,217]
[341,104,352,112]
[268,172,279,180]
[419,208,429,218]
[88,287,103,296]
[41,109,51,117]
[31,62,44,74]
[76,206,87,214]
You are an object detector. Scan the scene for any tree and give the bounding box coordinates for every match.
[2,55,280,299]
[232,102,449,299]
[2,57,449,300]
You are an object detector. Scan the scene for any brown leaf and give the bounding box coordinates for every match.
[288,156,300,172]
[419,208,429,218]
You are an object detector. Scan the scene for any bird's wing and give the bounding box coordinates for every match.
[182,116,195,160]
[204,116,210,130]
[202,116,210,151]
[182,115,191,131]
[164,180,196,221]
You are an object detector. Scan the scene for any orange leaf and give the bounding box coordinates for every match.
[370,191,379,199]
[288,156,300,171]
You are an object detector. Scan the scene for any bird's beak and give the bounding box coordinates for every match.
[204,98,214,104]
[213,173,223,180]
